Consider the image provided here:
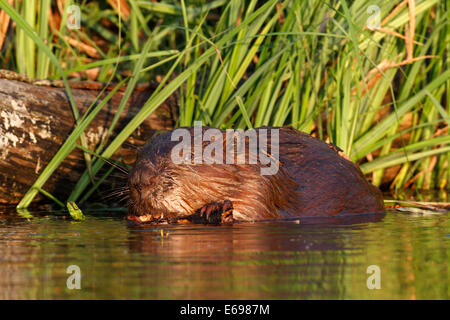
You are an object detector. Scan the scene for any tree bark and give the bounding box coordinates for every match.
[0,77,175,204]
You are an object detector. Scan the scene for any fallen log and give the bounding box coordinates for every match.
[0,73,176,204]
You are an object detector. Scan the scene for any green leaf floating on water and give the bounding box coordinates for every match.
[67,201,86,221]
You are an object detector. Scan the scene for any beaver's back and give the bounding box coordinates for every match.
[271,127,384,217]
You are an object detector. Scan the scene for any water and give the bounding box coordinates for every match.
[0,207,449,299]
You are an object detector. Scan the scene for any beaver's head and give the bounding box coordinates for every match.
[127,156,182,222]
[126,154,247,222]
[126,127,298,223]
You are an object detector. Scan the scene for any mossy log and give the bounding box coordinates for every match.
[0,77,175,204]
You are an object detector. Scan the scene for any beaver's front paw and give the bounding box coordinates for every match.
[197,200,234,225]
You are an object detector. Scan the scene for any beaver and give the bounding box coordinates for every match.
[126,126,384,224]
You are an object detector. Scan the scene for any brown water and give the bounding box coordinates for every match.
[0,206,449,300]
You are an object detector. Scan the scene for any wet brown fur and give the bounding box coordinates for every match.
[127,127,384,222]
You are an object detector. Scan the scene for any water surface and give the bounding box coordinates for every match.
[0,206,449,299]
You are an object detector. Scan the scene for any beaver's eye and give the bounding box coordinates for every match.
[141,175,158,186]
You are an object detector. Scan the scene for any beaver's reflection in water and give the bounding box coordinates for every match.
[125,213,384,299]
